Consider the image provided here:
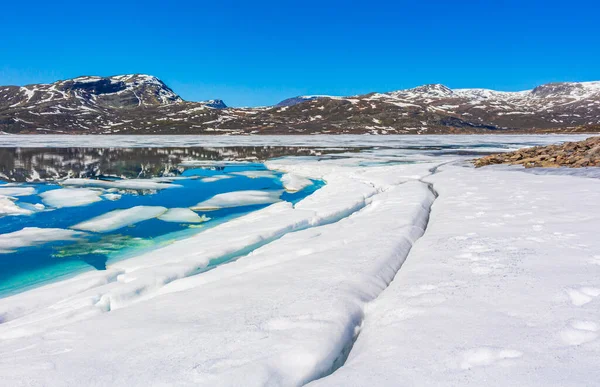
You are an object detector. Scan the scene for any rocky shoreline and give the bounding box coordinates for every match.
[474,136,600,168]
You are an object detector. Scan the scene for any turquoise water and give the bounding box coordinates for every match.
[0,163,322,297]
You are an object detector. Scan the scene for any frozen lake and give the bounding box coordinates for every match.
[0,134,589,297]
[0,134,598,386]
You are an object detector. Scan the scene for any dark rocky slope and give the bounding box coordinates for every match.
[2,75,600,135]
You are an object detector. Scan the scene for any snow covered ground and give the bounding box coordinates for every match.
[0,135,598,386]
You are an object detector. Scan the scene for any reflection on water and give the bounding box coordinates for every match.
[0,146,360,182]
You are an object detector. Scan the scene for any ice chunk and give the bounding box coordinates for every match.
[178,160,250,167]
[102,193,122,201]
[191,190,282,210]
[40,188,103,208]
[231,170,277,179]
[281,173,313,192]
[72,206,168,232]
[0,186,36,197]
[158,208,210,223]
[0,196,33,216]
[61,178,179,191]
[200,175,233,183]
[0,227,84,254]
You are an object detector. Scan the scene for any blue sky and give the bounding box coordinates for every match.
[1,0,598,106]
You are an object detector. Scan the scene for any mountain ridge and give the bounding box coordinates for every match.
[1,74,599,134]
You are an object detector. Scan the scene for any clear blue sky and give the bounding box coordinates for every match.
[1,0,598,106]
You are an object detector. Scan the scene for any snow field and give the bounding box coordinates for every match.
[311,165,600,386]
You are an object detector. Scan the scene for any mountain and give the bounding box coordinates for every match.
[275,96,322,107]
[1,75,599,134]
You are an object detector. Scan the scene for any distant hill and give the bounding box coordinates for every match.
[1,74,599,134]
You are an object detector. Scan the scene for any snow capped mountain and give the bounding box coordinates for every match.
[0,74,183,111]
[1,75,599,134]
[389,83,454,99]
[275,96,325,107]
[202,99,228,109]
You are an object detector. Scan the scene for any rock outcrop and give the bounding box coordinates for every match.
[474,137,600,168]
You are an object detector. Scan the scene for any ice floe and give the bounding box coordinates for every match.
[40,188,103,208]
[158,208,210,223]
[102,193,122,201]
[191,190,282,210]
[0,196,33,216]
[0,186,36,196]
[61,178,179,191]
[310,165,600,387]
[0,227,84,254]
[281,173,313,192]
[72,206,168,232]
[200,175,233,183]
[231,170,278,179]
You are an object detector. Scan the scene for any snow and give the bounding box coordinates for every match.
[191,190,282,210]
[0,227,84,254]
[0,134,591,149]
[72,206,168,232]
[40,188,103,208]
[309,165,600,386]
[158,208,210,223]
[0,135,599,386]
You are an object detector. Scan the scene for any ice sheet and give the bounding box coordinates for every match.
[0,134,591,149]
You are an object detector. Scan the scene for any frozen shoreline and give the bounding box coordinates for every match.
[0,133,590,148]
[0,136,599,386]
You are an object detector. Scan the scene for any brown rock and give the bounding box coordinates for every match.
[474,137,600,168]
